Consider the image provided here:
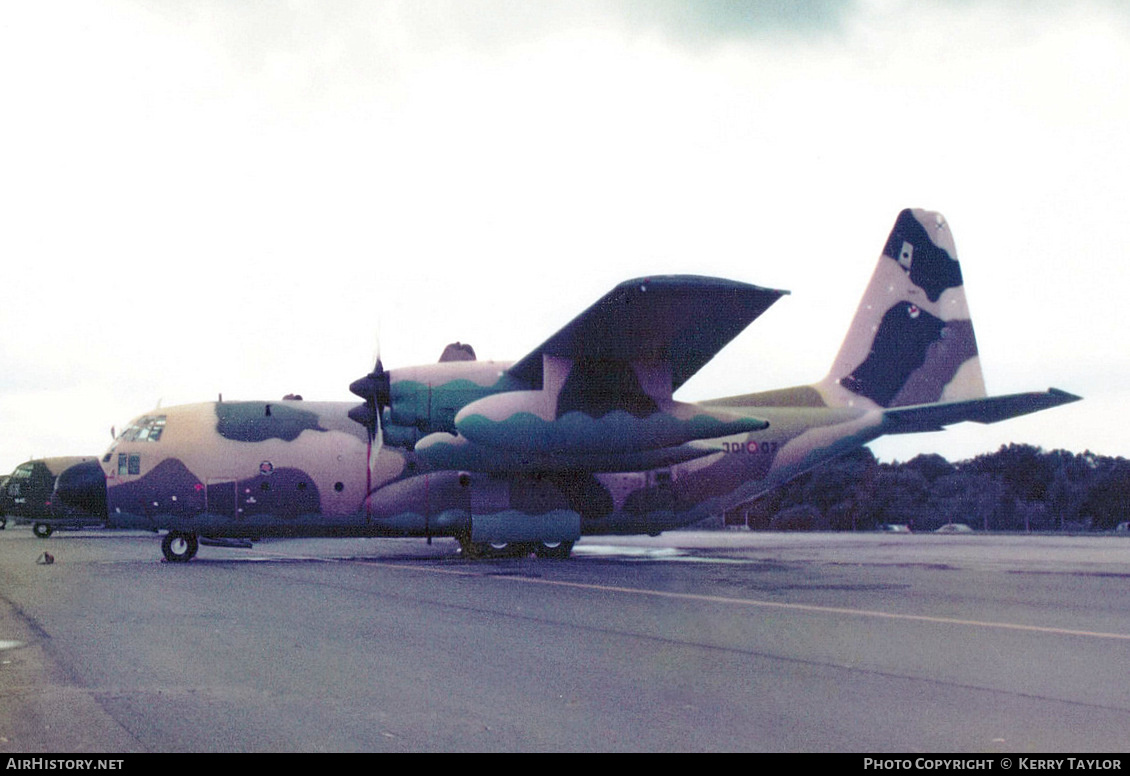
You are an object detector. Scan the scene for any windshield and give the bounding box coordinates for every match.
[116,415,167,443]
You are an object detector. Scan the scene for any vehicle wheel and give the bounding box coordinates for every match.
[32,522,54,539]
[161,532,199,562]
[0,517,7,530]
[534,540,574,559]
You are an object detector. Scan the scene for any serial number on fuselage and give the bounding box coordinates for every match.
[720,440,780,455]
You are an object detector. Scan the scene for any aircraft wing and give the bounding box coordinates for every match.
[882,388,1082,434]
[507,276,788,390]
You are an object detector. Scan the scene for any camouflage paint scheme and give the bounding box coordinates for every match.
[1,456,100,535]
[57,210,1079,560]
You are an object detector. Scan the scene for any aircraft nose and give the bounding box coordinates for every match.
[56,460,108,519]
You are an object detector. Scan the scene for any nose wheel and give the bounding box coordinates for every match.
[162,531,199,562]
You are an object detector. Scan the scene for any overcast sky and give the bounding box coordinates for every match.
[2,0,1127,474]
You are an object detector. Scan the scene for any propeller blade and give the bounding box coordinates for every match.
[348,358,391,443]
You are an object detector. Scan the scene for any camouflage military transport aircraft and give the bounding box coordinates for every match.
[2,456,99,537]
[56,209,1078,561]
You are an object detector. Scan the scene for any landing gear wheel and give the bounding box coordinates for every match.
[489,541,539,558]
[162,532,199,562]
[32,522,53,539]
[456,537,533,559]
[534,540,574,559]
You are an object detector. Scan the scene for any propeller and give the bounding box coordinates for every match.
[349,324,387,438]
[348,356,392,520]
[347,357,391,440]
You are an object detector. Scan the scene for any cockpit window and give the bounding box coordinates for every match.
[118,415,166,443]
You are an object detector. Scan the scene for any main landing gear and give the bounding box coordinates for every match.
[161,531,199,563]
[456,536,574,560]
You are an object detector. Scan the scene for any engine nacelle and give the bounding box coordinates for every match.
[374,361,524,448]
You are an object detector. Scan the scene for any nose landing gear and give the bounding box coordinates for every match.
[161,532,199,562]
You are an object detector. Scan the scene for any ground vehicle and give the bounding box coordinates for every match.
[1,456,101,537]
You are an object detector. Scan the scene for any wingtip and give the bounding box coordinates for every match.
[1047,387,1083,404]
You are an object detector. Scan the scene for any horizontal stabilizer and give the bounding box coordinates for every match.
[882,388,1081,434]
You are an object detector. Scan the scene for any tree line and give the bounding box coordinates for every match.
[722,444,1130,532]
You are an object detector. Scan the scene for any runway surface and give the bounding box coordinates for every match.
[1,527,1129,752]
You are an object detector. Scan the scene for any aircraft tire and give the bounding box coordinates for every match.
[457,537,534,559]
[32,522,53,539]
[491,541,541,558]
[162,532,199,563]
[534,540,574,560]
[488,541,516,556]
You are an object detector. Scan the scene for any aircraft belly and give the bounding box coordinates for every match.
[110,507,427,538]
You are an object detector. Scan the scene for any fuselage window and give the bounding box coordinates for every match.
[119,454,142,476]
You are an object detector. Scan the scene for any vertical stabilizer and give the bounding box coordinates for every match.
[820,209,986,409]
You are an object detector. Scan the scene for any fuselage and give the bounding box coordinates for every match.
[86,361,882,543]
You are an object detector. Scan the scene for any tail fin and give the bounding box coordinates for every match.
[820,209,986,409]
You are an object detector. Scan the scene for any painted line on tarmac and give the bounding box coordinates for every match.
[341,557,1130,643]
[224,545,1130,643]
[513,577,1130,642]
